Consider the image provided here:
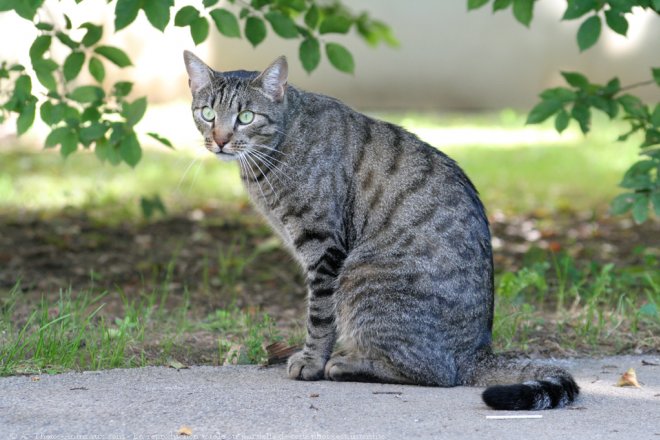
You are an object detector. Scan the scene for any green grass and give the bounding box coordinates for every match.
[0,271,281,376]
[493,249,660,353]
[0,109,643,219]
[2,248,656,376]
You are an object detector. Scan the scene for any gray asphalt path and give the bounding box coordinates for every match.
[1,355,659,440]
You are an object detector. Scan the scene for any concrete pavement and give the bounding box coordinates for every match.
[1,355,659,439]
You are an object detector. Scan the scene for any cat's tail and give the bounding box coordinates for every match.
[470,353,580,410]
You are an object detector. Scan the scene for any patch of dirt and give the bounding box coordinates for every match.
[0,207,658,360]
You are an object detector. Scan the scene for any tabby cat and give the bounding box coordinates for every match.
[183,51,579,410]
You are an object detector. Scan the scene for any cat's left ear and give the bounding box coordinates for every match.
[253,56,288,103]
[183,50,213,94]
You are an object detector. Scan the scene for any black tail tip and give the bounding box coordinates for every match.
[482,384,534,410]
[483,377,580,411]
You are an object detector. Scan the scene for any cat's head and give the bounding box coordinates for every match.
[183,51,288,161]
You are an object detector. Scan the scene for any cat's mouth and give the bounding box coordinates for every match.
[214,150,237,162]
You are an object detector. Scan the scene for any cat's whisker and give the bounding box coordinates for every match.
[252,147,293,169]
[254,143,289,156]
[240,153,268,204]
[176,157,199,193]
[187,157,204,193]
[249,150,295,184]
[245,151,279,200]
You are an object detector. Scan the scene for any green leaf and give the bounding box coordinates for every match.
[16,100,35,136]
[653,67,660,86]
[651,191,660,217]
[56,31,79,50]
[29,35,51,61]
[325,42,354,74]
[45,126,70,148]
[79,122,108,144]
[632,194,649,224]
[113,81,133,97]
[119,131,142,167]
[41,101,66,125]
[13,1,40,20]
[651,104,660,128]
[174,6,199,26]
[35,22,54,31]
[64,104,81,125]
[493,0,513,11]
[40,101,58,125]
[571,102,591,133]
[319,15,352,34]
[143,0,172,31]
[63,51,85,82]
[32,59,58,91]
[577,15,601,51]
[190,16,210,45]
[619,161,654,190]
[115,0,141,31]
[562,0,596,20]
[604,9,628,36]
[245,16,267,47]
[618,94,647,119]
[81,106,101,122]
[299,38,321,74]
[526,99,563,124]
[555,109,570,133]
[140,194,167,219]
[88,56,105,83]
[147,132,174,148]
[589,95,618,118]
[468,0,490,9]
[203,0,219,6]
[94,46,132,67]
[61,129,78,158]
[80,23,103,47]
[561,71,590,89]
[13,75,32,102]
[512,0,534,27]
[122,97,147,126]
[610,192,636,215]
[539,87,576,102]
[265,11,298,38]
[210,8,241,38]
[69,85,105,103]
[641,129,660,148]
[304,4,320,29]
[602,77,621,96]
[278,0,306,12]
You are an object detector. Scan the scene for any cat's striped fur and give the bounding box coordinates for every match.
[183,52,579,410]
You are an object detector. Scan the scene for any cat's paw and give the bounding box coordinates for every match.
[324,356,351,381]
[287,351,326,381]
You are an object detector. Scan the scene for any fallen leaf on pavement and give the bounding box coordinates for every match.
[177,425,192,436]
[168,358,188,370]
[616,368,641,388]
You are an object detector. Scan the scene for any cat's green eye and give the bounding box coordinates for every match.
[201,106,215,122]
[237,110,254,125]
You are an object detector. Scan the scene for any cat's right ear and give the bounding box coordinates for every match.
[183,51,213,94]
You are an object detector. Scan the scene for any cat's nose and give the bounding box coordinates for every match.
[213,129,233,149]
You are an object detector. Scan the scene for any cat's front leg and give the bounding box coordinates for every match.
[287,244,345,380]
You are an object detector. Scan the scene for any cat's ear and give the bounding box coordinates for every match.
[252,56,288,103]
[183,50,213,94]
